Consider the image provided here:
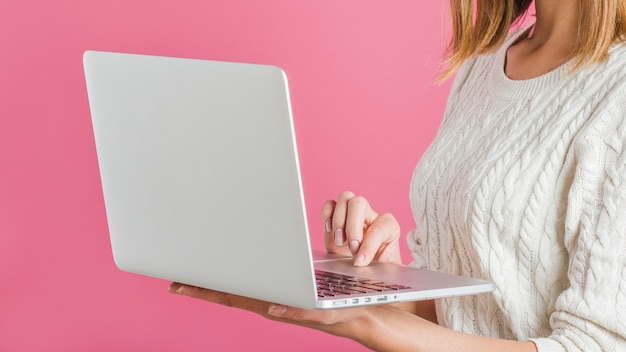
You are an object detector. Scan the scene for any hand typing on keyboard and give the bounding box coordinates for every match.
[321,191,403,266]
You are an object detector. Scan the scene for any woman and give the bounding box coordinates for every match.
[169,0,626,350]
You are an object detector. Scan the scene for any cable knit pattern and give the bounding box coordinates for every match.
[408,28,626,351]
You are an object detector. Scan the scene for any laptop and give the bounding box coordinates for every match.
[83,50,495,309]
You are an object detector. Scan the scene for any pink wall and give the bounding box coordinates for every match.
[1,1,454,351]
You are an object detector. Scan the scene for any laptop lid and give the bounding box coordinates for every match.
[83,50,495,310]
[84,50,320,309]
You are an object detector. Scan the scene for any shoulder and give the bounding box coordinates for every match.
[605,40,626,69]
[565,54,626,234]
[574,44,626,137]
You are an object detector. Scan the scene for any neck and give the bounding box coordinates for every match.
[504,0,580,80]
[529,0,580,49]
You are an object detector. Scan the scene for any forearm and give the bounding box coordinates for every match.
[350,305,537,352]
[393,299,437,324]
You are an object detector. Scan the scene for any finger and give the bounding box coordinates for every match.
[267,303,369,339]
[267,303,340,326]
[331,191,355,246]
[169,283,342,328]
[321,200,337,249]
[169,282,270,315]
[344,195,376,255]
[267,303,362,331]
[321,200,336,233]
[354,213,401,266]
[322,200,352,256]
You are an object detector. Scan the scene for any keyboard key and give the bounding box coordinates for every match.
[314,270,411,297]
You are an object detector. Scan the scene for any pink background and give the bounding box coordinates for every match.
[0,1,456,351]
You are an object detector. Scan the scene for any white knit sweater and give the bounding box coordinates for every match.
[408,29,626,351]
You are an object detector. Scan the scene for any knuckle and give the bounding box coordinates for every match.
[379,213,400,229]
[338,191,355,201]
[348,195,368,208]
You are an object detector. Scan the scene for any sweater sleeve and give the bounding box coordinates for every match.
[530,91,626,351]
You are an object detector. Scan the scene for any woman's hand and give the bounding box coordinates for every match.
[168,282,373,339]
[322,191,402,266]
[168,282,433,351]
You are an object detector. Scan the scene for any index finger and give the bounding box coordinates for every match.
[354,213,401,266]
[169,282,271,314]
[344,195,375,255]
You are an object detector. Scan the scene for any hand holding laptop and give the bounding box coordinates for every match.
[168,280,412,349]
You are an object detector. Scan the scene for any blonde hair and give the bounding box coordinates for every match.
[440,0,626,80]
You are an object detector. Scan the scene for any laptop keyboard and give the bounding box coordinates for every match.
[315,269,411,298]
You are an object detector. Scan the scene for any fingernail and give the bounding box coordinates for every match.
[325,219,331,233]
[354,254,366,266]
[334,228,345,246]
[349,240,360,254]
[268,304,287,317]
[176,285,186,294]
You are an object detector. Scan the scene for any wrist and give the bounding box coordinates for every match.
[344,306,383,349]
[344,305,415,351]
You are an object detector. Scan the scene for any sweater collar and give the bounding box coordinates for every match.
[487,26,572,100]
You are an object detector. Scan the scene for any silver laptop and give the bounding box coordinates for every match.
[83,50,494,309]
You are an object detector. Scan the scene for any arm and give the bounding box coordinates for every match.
[169,282,536,352]
[528,100,626,351]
